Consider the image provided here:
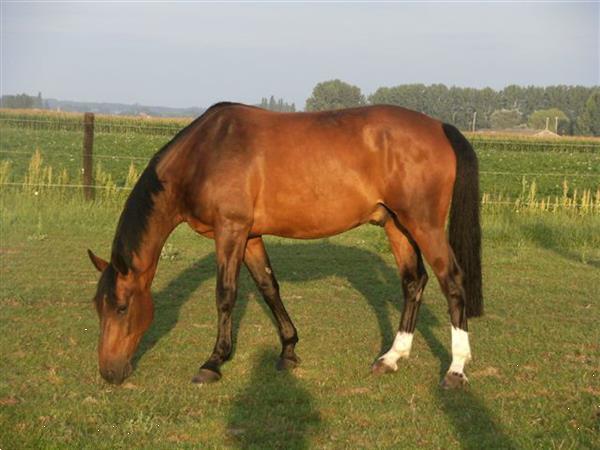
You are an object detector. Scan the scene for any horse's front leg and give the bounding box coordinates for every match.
[244,236,300,370]
[192,219,249,384]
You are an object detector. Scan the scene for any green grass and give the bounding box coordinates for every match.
[478,148,600,198]
[1,192,599,449]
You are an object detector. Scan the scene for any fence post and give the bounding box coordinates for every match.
[82,112,95,200]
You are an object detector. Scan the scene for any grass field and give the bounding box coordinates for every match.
[1,192,599,449]
[1,114,599,448]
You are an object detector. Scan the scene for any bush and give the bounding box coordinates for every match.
[528,108,569,134]
[490,109,522,130]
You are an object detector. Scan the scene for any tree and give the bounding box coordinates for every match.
[258,96,295,112]
[0,93,37,109]
[490,109,522,130]
[575,90,600,136]
[305,79,365,111]
[528,108,569,134]
[369,84,428,112]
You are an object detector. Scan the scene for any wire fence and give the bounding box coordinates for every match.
[3,145,598,179]
[471,138,600,152]
[0,149,150,161]
[0,117,185,136]
[2,115,600,150]
[2,180,599,214]
[1,112,599,210]
[0,182,133,191]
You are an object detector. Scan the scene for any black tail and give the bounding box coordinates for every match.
[442,123,483,318]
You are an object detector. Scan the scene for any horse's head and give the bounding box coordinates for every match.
[87,249,154,384]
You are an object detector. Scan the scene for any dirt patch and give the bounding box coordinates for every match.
[337,386,371,396]
[0,396,19,406]
[471,366,501,378]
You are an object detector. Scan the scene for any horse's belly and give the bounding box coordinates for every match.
[251,187,383,239]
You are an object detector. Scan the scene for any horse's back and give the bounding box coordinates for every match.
[183,104,456,238]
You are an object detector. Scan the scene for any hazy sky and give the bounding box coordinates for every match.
[2,1,598,109]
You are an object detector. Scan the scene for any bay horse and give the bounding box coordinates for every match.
[88,103,482,389]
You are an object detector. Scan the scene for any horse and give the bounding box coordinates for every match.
[88,102,482,389]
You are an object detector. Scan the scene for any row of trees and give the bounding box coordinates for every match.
[0,92,45,109]
[304,80,600,136]
[4,85,598,135]
[258,96,296,112]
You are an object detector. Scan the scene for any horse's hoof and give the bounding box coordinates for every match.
[440,371,468,389]
[192,368,222,384]
[371,359,397,375]
[276,357,299,371]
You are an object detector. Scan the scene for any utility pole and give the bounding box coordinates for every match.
[471,111,477,132]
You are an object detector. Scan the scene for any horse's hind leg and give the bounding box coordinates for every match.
[192,219,250,384]
[244,237,300,370]
[372,219,428,375]
[407,224,471,388]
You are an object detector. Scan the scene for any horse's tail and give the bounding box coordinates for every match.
[443,123,483,318]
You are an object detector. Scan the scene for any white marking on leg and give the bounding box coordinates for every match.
[379,332,414,371]
[449,327,471,374]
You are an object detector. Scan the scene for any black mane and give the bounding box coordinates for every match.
[110,102,242,273]
[95,263,118,307]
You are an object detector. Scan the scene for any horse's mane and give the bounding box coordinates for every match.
[110,102,243,273]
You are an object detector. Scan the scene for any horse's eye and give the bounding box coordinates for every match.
[116,304,128,315]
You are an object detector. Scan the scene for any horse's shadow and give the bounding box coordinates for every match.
[135,239,515,449]
[136,240,422,364]
[226,348,321,449]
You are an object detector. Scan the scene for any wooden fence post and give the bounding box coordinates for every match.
[82,112,95,200]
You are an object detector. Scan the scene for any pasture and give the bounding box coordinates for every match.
[0,114,599,449]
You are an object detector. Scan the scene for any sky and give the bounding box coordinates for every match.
[1,1,599,109]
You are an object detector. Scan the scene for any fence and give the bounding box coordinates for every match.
[1,111,599,209]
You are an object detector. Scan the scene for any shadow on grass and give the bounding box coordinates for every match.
[133,254,216,366]
[134,239,515,448]
[434,388,518,450]
[227,349,320,449]
[521,221,600,268]
[417,309,518,450]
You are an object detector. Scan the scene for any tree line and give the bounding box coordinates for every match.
[3,84,598,135]
[0,92,45,109]
[305,80,600,136]
[258,96,296,112]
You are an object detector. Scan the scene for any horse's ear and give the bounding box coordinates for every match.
[88,249,109,272]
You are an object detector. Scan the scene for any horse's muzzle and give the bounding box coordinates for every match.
[100,361,133,385]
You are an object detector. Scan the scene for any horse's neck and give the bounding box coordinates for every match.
[112,177,182,287]
[112,128,197,284]
[133,197,181,283]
